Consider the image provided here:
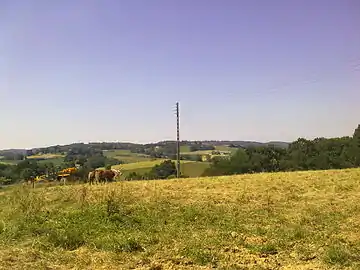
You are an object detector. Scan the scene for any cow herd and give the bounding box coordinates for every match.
[87,168,122,184]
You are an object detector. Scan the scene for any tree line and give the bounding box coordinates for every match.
[202,125,360,176]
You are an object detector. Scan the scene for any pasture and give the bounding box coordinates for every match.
[0,168,359,269]
[0,159,19,165]
[103,150,152,163]
[111,160,211,178]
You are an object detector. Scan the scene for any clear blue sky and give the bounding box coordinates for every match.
[1,0,359,149]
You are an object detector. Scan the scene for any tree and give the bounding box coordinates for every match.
[0,177,11,185]
[149,160,177,179]
[353,125,360,166]
[20,168,34,180]
[105,165,112,170]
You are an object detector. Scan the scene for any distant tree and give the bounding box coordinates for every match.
[353,125,360,166]
[189,144,215,152]
[125,172,143,181]
[149,160,177,179]
[20,168,34,180]
[0,176,11,185]
[105,165,112,170]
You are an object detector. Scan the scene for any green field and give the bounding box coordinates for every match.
[103,150,152,163]
[0,159,19,165]
[180,145,191,152]
[110,159,210,177]
[215,145,237,152]
[0,168,359,269]
[0,154,65,166]
[38,157,64,166]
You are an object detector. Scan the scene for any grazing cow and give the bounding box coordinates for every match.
[88,168,122,185]
[111,168,122,181]
[100,169,116,183]
[94,170,103,184]
[88,171,96,185]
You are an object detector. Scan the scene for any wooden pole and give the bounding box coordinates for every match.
[176,102,180,178]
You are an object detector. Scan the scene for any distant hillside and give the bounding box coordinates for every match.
[0,149,27,155]
[0,140,289,156]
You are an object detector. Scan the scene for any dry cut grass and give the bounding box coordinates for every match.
[0,168,360,269]
[27,154,65,159]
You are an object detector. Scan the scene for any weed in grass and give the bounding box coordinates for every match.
[106,189,121,217]
[245,242,278,256]
[11,187,45,219]
[79,185,88,208]
[48,228,86,250]
[117,237,145,253]
[181,246,218,266]
[324,244,352,266]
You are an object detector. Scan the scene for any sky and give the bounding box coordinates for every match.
[1,0,359,149]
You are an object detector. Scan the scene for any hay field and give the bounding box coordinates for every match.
[27,154,65,159]
[0,168,360,269]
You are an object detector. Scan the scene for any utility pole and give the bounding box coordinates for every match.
[175,102,180,178]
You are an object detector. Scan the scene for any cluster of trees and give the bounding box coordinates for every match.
[125,160,182,180]
[203,125,360,176]
[63,144,122,169]
[131,142,177,159]
[0,160,61,184]
[0,151,26,161]
[188,142,215,152]
[24,142,141,156]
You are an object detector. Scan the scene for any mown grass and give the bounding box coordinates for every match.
[27,154,65,159]
[0,168,360,269]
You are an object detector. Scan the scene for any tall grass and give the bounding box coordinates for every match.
[0,168,359,269]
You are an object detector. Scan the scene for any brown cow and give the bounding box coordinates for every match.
[88,169,120,185]
[100,169,116,183]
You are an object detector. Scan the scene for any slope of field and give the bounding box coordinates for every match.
[25,154,65,166]
[0,160,18,165]
[0,168,359,269]
[110,159,210,177]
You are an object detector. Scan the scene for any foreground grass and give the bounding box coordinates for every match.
[1,168,360,269]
